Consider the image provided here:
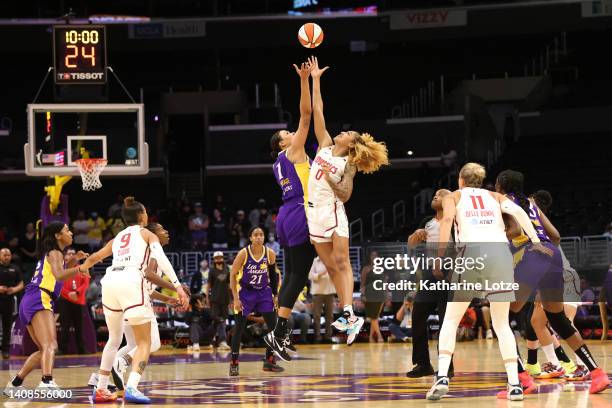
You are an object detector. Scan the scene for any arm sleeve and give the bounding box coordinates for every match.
[149,241,180,288]
[500,199,541,243]
[269,264,279,296]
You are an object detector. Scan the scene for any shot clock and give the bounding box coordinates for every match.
[53,25,107,84]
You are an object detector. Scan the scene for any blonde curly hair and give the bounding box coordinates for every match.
[348,132,389,174]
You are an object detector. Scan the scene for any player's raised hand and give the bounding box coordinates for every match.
[293,61,312,80]
[309,56,329,79]
[76,251,89,261]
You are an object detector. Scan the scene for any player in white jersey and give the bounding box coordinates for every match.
[80,197,189,403]
[426,163,550,402]
[307,57,389,345]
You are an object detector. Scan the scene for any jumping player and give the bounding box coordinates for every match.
[496,170,609,394]
[4,222,89,392]
[426,163,549,401]
[307,56,389,344]
[264,60,318,361]
[80,197,189,403]
[230,226,282,376]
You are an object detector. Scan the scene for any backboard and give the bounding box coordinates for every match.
[25,103,148,176]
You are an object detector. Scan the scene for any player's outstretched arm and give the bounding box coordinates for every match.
[80,240,113,271]
[48,249,87,281]
[310,56,333,150]
[287,61,313,160]
[144,258,176,291]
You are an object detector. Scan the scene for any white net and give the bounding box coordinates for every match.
[75,159,107,191]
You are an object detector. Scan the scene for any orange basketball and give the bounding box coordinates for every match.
[298,22,324,48]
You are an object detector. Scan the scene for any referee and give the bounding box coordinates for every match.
[406,189,454,378]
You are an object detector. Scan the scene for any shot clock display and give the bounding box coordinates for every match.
[53,25,107,84]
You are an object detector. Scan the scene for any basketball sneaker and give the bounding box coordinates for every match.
[111,356,129,391]
[485,329,493,339]
[535,362,564,379]
[560,360,577,376]
[218,341,231,350]
[37,380,60,390]
[93,386,118,402]
[125,386,151,404]
[506,383,524,401]
[264,332,291,362]
[496,372,537,399]
[331,316,350,332]
[263,356,284,372]
[525,362,541,376]
[229,361,239,377]
[426,375,449,400]
[3,378,25,397]
[346,316,364,346]
[565,365,589,381]
[589,368,611,394]
[284,334,297,353]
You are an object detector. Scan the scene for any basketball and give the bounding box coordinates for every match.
[298,22,324,48]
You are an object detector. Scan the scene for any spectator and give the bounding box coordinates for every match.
[214,195,228,216]
[105,210,126,237]
[308,257,336,343]
[210,209,229,250]
[188,294,216,351]
[86,274,102,306]
[457,307,477,341]
[7,237,21,266]
[473,299,493,339]
[249,199,267,228]
[266,233,280,254]
[58,248,90,354]
[72,210,90,252]
[106,194,124,218]
[361,250,384,343]
[603,222,612,239]
[288,288,311,344]
[19,222,37,283]
[188,203,209,250]
[87,212,106,251]
[388,297,413,342]
[190,260,210,295]
[230,210,249,248]
[205,251,231,350]
[0,248,24,358]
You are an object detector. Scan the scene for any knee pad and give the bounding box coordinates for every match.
[544,310,576,339]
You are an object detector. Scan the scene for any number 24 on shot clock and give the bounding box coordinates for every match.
[53,25,107,84]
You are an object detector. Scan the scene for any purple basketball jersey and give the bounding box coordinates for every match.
[273,151,310,204]
[508,194,550,242]
[239,245,271,291]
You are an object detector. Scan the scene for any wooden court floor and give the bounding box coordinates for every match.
[1,339,610,407]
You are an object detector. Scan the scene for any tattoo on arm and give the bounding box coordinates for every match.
[137,361,147,374]
[326,163,356,203]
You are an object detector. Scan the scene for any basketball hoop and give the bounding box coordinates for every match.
[75,158,107,191]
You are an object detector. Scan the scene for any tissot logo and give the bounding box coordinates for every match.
[57,72,105,80]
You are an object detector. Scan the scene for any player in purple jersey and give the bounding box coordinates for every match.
[4,222,89,393]
[496,170,609,395]
[265,60,318,361]
[230,227,281,376]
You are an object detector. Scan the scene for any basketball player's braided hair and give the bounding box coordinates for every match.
[348,132,389,174]
[497,170,531,215]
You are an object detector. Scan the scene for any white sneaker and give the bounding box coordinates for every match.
[37,380,60,390]
[217,341,231,350]
[193,344,201,352]
[426,376,449,401]
[87,372,99,387]
[486,329,493,339]
[111,356,129,390]
[4,379,25,397]
[346,316,364,346]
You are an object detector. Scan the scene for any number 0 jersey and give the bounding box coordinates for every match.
[308,146,348,206]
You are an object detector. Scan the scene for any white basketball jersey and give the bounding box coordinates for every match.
[454,188,507,243]
[111,225,150,270]
[308,146,348,205]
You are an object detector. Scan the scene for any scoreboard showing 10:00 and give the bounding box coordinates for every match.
[53,25,107,84]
